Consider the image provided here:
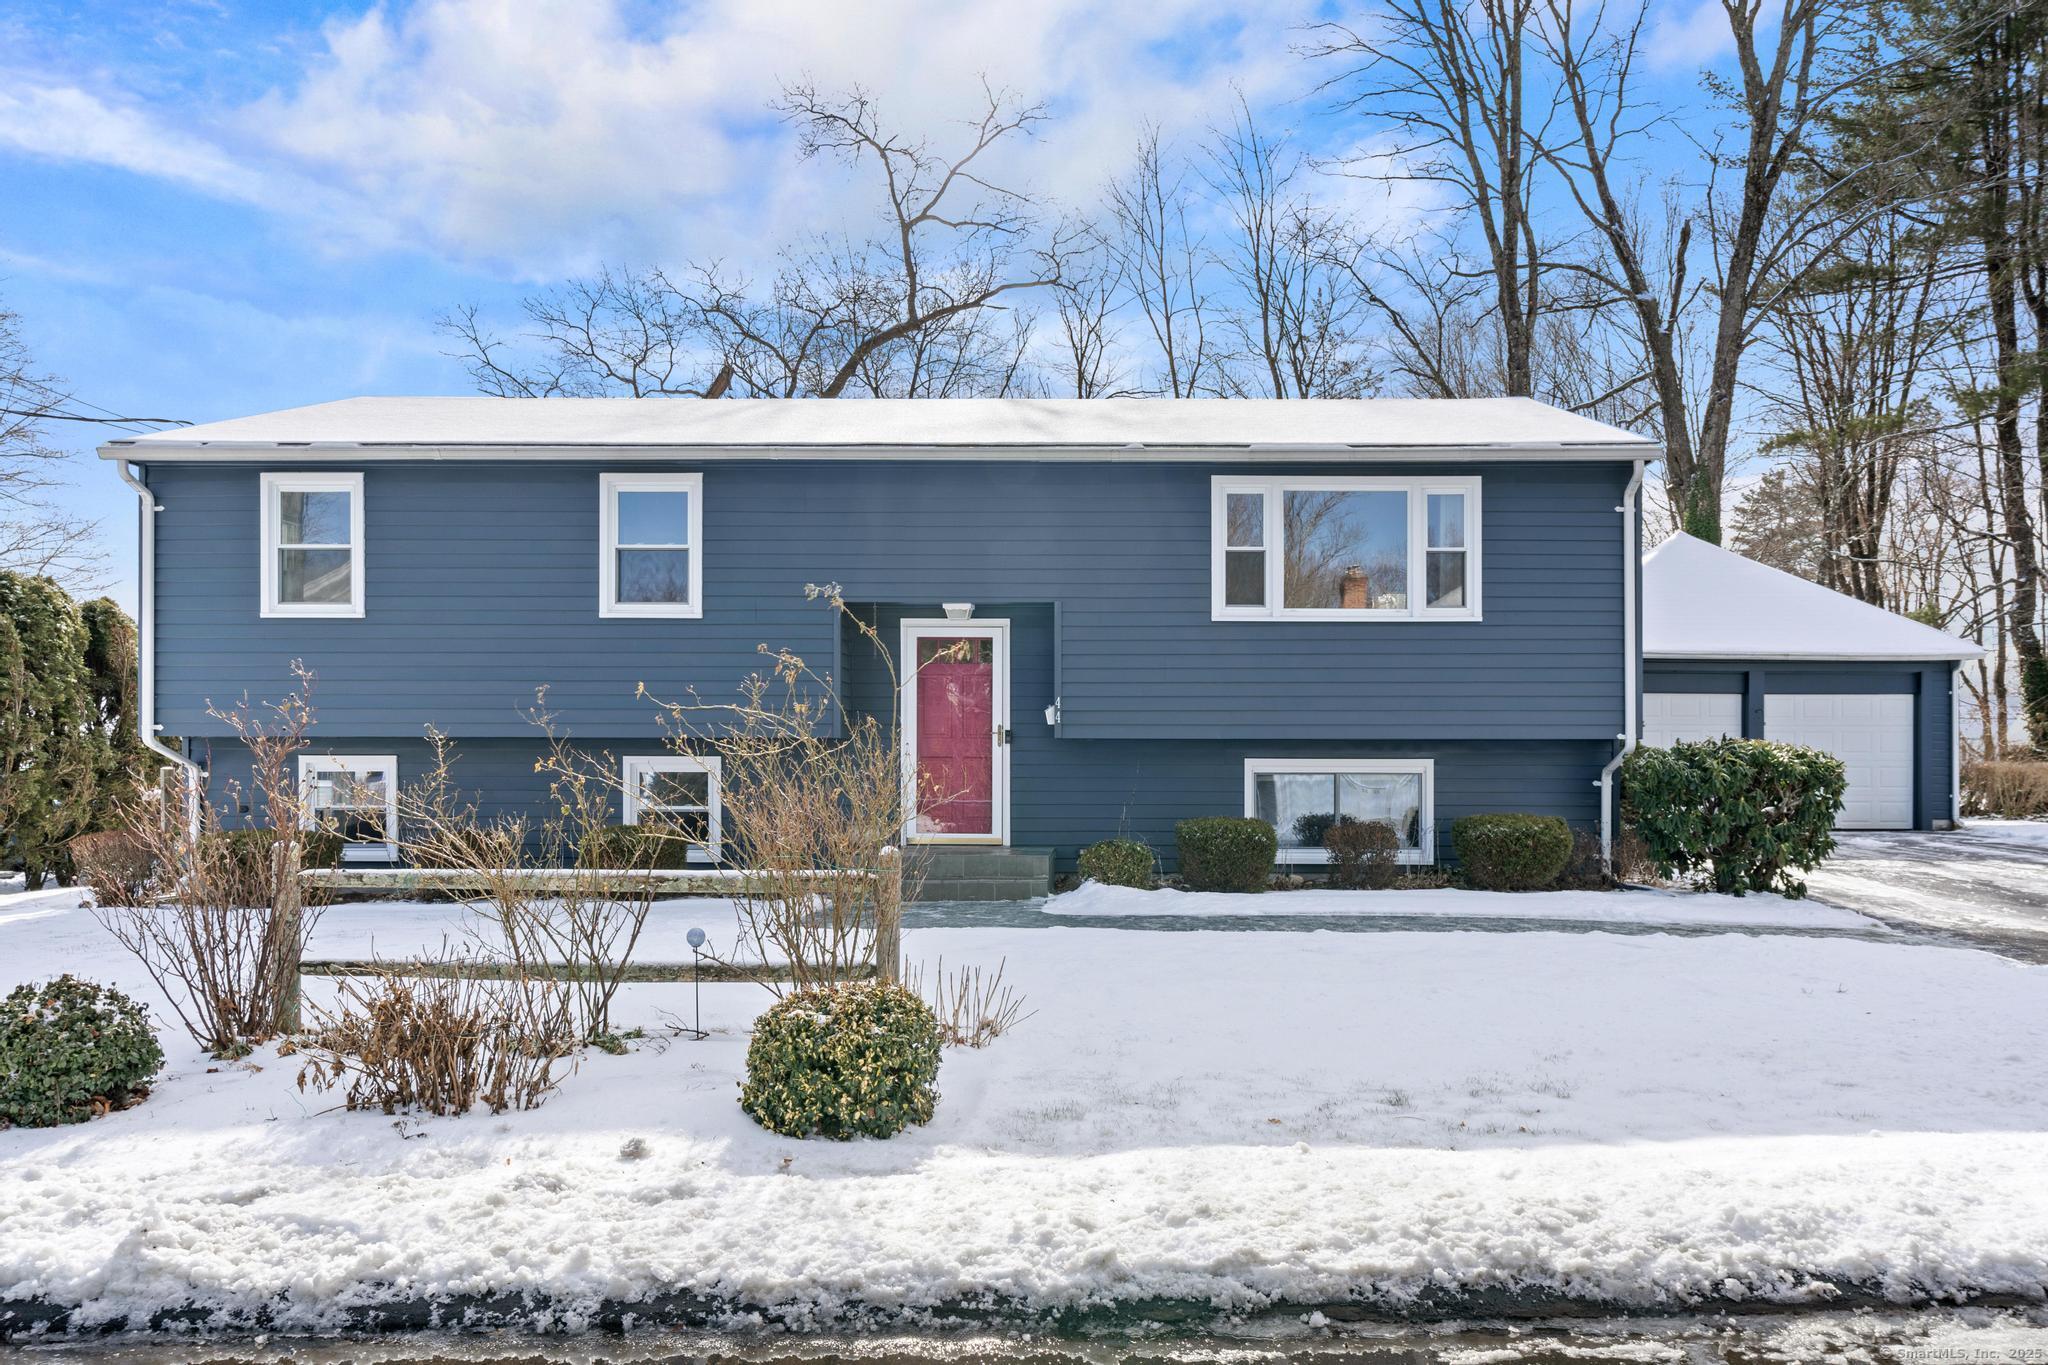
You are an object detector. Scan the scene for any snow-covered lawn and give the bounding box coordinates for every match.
[1045,879,1881,929]
[3,887,2047,1332]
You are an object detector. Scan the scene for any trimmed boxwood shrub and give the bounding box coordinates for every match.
[1175,816,1277,892]
[739,983,942,1139]
[1325,817,1401,889]
[1452,814,1573,891]
[1077,838,1154,889]
[0,976,164,1127]
[578,823,699,870]
[1622,738,1847,896]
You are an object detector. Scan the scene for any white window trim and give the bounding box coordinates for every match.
[1243,757,1437,866]
[622,754,722,861]
[261,471,365,618]
[1210,476,1481,622]
[600,472,703,618]
[298,753,398,862]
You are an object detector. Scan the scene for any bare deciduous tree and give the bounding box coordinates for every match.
[1205,99,1378,398]
[1101,128,1220,396]
[0,306,104,582]
[1538,0,1861,542]
[1307,0,1554,397]
[442,82,1074,400]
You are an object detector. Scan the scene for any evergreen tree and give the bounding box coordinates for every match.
[0,572,106,885]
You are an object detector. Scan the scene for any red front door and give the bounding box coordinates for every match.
[914,634,996,836]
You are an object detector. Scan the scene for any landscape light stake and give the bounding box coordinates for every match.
[683,926,708,1040]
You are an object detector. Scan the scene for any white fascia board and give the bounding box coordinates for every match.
[102,441,1661,463]
[1644,649,1985,663]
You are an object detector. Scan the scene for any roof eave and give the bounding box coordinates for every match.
[1645,648,1985,663]
[100,440,1663,463]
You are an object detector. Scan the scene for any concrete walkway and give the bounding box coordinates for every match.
[1807,822,2048,962]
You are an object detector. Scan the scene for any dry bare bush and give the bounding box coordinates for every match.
[292,954,571,1116]
[648,584,923,995]
[906,956,1032,1049]
[400,729,653,1044]
[67,830,156,907]
[1962,760,2048,819]
[94,665,329,1055]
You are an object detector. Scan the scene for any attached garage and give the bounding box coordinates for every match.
[1642,534,1983,831]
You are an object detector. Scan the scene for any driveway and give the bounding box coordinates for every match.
[1807,819,2048,961]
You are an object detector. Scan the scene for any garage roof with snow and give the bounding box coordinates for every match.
[101,395,1660,460]
[1644,532,1982,663]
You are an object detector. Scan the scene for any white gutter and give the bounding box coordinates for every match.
[1597,460,1646,869]
[114,461,202,840]
[98,442,1661,465]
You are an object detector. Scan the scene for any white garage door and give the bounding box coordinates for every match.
[1764,693,1915,830]
[1644,692,1743,748]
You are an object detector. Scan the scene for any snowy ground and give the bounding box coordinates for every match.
[4,882,2047,1333]
[1045,880,1879,929]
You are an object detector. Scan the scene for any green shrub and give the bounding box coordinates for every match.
[739,983,943,1139]
[577,823,700,870]
[1175,816,1277,892]
[1076,838,1154,889]
[1551,826,1615,891]
[0,976,163,1127]
[1325,818,1401,889]
[1621,738,1846,897]
[1452,814,1573,891]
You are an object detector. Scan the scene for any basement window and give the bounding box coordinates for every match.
[1244,757,1436,865]
[622,755,721,862]
[298,754,397,862]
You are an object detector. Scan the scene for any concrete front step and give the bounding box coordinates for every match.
[911,846,1054,902]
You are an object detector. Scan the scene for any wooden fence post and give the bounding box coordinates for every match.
[272,839,303,1034]
[874,846,902,984]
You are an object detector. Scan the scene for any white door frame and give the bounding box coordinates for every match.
[900,617,1011,846]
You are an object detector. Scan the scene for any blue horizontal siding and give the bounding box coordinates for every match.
[199,729,1606,874]
[150,458,1630,743]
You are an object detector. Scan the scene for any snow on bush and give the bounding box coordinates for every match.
[740,982,942,1138]
[1623,738,1846,896]
[1076,838,1154,889]
[0,975,162,1127]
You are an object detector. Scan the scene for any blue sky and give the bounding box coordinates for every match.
[3,0,1732,611]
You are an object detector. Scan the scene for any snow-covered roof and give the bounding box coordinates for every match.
[102,395,1658,460]
[1644,532,1982,662]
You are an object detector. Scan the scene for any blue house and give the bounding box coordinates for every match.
[106,396,1666,895]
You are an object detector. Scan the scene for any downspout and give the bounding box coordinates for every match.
[1951,659,1963,828]
[115,461,202,840]
[1597,459,1646,869]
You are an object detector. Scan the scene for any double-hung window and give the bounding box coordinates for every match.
[298,754,398,862]
[601,473,702,617]
[1211,476,1480,620]
[622,755,721,861]
[1245,758,1436,865]
[262,472,364,617]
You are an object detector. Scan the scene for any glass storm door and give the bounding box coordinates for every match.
[903,621,1008,842]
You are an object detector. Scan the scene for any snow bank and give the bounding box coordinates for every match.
[4,900,2044,1331]
[1046,880,1880,930]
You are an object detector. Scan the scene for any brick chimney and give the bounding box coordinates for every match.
[1340,565,1370,609]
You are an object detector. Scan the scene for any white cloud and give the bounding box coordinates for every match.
[3,0,1335,277]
